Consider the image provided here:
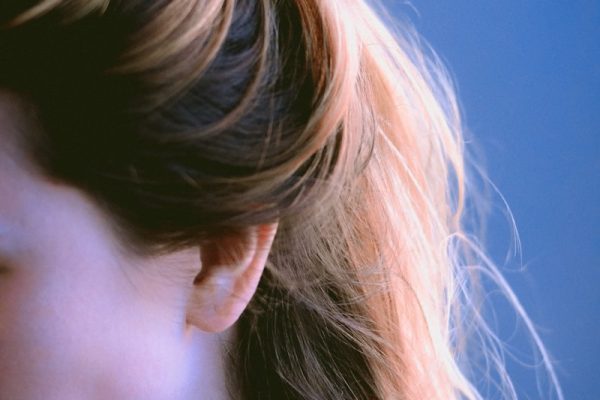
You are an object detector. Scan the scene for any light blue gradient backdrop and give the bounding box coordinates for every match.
[388,1,599,399]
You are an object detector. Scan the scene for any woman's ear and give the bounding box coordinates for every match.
[185,223,278,333]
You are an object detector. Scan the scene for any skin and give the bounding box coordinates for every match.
[0,93,276,399]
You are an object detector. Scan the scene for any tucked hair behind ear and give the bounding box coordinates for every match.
[0,0,562,399]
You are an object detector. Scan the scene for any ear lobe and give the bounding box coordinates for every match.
[185,223,277,333]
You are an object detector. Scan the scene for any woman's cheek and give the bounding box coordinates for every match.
[0,260,190,400]
[0,270,64,397]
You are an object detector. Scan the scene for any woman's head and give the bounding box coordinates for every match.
[0,93,229,398]
[0,1,562,399]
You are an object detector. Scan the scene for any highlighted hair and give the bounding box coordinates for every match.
[0,0,562,399]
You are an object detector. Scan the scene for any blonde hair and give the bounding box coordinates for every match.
[2,0,562,398]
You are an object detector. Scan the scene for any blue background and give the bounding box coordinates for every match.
[388,1,599,399]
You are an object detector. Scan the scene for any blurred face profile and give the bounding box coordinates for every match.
[0,94,226,399]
